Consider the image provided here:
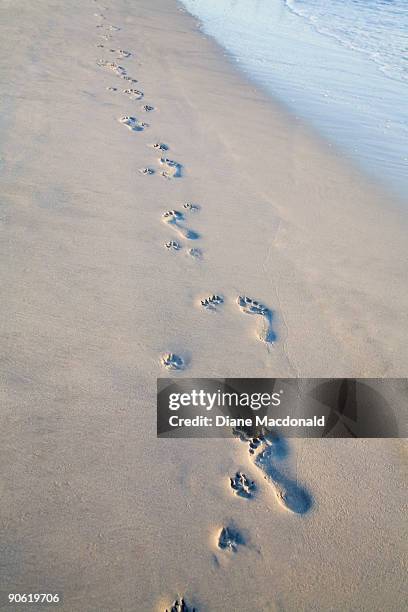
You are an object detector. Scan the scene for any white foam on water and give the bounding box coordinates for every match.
[285,0,408,84]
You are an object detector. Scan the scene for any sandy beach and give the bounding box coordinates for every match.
[1,0,407,610]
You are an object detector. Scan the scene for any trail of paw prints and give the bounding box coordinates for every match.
[143,144,183,179]
[165,597,197,612]
[233,428,312,514]
[162,203,202,259]
[98,61,154,123]
[94,13,120,41]
[95,41,138,85]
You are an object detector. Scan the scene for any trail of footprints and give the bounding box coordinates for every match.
[93,3,277,361]
[92,4,312,608]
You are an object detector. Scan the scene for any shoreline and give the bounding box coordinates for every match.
[1,0,406,610]
[178,0,408,201]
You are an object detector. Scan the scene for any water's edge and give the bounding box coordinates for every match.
[179,0,407,202]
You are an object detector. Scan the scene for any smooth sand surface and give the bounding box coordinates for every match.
[1,0,407,610]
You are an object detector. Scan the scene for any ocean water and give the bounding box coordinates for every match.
[180,0,408,198]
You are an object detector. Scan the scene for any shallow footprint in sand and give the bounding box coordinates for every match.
[97,59,127,76]
[159,157,182,179]
[237,295,276,343]
[110,48,131,58]
[123,88,144,100]
[118,116,147,132]
[152,142,168,152]
[183,202,200,213]
[165,240,181,251]
[162,210,199,240]
[188,247,203,259]
[161,353,185,371]
[217,526,244,552]
[139,167,155,175]
[200,294,223,310]
[230,472,256,498]
[165,597,196,612]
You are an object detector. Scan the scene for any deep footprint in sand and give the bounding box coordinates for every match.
[254,436,312,514]
[237,295,276,343]
[165,597,196,612]
[118,116,148,132]
[162,210,199,240]
[161,353,185,371]
[217,526,245,552]
[232,428,266,456]
[159,157,182,179]
[200,294,223,310]
[230,472,256,498]
[237,433,312,514]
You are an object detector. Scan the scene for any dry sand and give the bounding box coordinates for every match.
[1,0,407,610]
